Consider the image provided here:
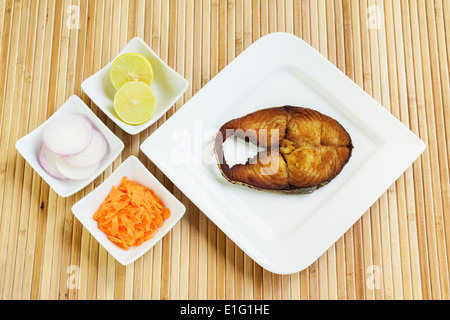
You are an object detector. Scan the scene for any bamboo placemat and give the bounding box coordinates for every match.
[0,0,449,300]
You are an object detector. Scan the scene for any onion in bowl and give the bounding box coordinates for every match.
[39,114,109,180]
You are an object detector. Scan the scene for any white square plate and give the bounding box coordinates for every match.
[140,33,426,274]
[16,95,124,198]
[81,37,189,135]
[71,156,186,265]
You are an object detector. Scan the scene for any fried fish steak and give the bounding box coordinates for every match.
[214,106,353,194]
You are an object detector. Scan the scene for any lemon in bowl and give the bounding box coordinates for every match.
[110,53,154,90]
[113,81,157,125]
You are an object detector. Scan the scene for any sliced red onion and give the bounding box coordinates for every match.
[63,129,108,168]
[55,155,100,180]
[42,114,93,156]
[38,143,67,180]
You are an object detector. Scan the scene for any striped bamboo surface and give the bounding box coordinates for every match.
[0,0,449,300]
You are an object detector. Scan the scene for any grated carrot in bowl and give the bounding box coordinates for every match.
[93,176,171,250]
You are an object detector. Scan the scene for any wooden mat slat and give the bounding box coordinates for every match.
[0,0,449,300]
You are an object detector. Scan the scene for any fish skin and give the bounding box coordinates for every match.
[214,106,353,194]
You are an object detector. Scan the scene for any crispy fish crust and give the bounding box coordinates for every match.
[214,106,353,194]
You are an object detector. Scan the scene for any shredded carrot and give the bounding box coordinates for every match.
[93,176,171,250]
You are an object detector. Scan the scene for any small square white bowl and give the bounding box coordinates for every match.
[71,156,186,265]
[81,37,189,135]
[16,95,124,198]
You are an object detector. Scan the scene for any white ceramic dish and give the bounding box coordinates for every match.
[16,95,124,198]
[81,37,188,135]
[140,32,426,274]
[71,156,186,265]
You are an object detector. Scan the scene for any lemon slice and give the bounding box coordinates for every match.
[110,53,154,90]
[114,81,157,125]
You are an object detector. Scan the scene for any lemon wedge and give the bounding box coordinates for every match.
[110,53,154,90]
[114,81,157,125]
